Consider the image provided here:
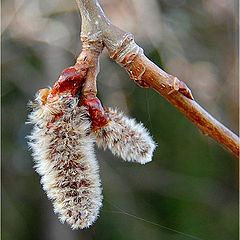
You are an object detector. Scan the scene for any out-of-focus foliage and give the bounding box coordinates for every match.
[2,0,238,239]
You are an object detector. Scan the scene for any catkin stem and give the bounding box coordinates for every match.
[75,40,104,96]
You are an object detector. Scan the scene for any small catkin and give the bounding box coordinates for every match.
[28,95,102,229]
[92,108,156,164]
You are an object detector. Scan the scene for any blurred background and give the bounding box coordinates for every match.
[2,0,239,239]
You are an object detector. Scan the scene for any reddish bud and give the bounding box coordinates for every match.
[47,67,87,103]
[82,95,108,131]
[178,81,194,100]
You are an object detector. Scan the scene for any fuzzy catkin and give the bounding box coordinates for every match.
[28,95,102,229]
[92,108,156,164]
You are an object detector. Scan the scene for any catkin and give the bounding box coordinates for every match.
[92,108,156,164]
[28,95,102,229]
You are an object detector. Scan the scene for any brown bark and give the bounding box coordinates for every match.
[120,53,239,157]
[76,0,239,158]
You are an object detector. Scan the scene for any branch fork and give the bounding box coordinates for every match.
[72,0,239,157]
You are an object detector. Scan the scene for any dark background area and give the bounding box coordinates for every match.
[2,0,239,239]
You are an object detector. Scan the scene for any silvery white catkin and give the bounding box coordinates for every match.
[93,108,156,164]
[27,95,102,229]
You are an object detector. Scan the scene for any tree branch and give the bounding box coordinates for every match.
[75,0,239,157]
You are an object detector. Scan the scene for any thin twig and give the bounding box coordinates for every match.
[75,0,239,157]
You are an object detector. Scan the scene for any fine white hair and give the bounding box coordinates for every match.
[28,97,102,229]
[93,108,156,164]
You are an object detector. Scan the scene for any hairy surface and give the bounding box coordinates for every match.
[93,108,156,164]
[28,96,102,229]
